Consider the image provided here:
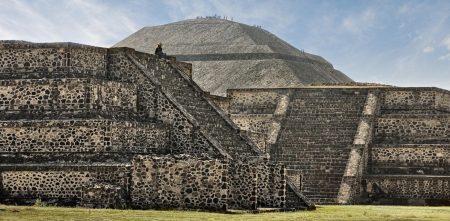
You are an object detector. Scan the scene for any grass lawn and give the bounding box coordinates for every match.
[1,204,450,221]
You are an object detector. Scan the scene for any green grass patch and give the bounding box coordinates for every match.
[1,204,450,221]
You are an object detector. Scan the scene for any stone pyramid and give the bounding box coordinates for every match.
[114,18,353,96]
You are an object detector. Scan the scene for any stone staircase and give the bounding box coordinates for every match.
[0,42,234,207]
[127,53,314,209]
[365,88,450,205]
[273,89,367,204]
[0,41,313,210]
[128,52,263,159]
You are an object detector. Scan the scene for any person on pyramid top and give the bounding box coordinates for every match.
[155,42,166,59]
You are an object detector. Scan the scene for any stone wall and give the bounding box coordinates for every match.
[224,89,292,153]
[364,175,450,203]
[0,42,107,79]
[131,155,228,210]
[371,144,450,175]
[217,88,370,204]
[374,116,450,144]
[363,88,450,205]
[1,154,290,210]
[0,43,226,159]
[381,88,450,114]
[227,163,258,209]
[240,130,268,152]
[0,165,129,203]
[0,78,136,116]
[81,183,127,209]
[203,86,450,205]
[131,155,286,210]
[254,162,286,208]
[0,120,167,153]
[0,41,311,210]
[382,90,435,110]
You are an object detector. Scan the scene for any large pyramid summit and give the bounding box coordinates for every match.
[114,18,353,96]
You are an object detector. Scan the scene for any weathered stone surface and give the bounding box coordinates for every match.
[364,175,450,204]
[1,165,129,202]
[114,18,353,96]
[215,86,450,205]
[219,88,367,204]
[0,41,311,211]
[4,36,449,209]
[131,155,228,210]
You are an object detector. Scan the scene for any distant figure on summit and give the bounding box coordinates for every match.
[154,43,166,58]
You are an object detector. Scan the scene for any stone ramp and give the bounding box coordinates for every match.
[273,89,367,204]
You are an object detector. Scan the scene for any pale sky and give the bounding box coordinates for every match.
[1,0,449,89]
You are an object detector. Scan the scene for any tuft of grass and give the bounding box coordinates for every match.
[0,204,449,221]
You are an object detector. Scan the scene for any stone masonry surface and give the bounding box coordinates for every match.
[0,41,311,211]
[4,38,450,209]
[215,86,450,205]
